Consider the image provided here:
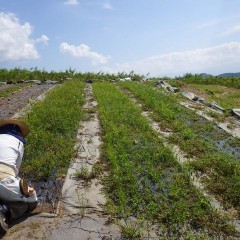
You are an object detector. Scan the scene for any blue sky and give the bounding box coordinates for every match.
[0,0,240,77]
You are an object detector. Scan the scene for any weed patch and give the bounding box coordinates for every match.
[117,81,240,234]
[93,82,234,237]
[21,80,85,178]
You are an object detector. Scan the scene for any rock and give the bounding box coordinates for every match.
[231,109,240,118]
[44,80,58,84]
[24,80,42,85]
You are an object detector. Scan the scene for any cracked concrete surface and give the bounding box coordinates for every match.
[62,84,106,213]
[56,84,121,239]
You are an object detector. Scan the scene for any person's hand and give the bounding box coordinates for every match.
[28,186,36,196]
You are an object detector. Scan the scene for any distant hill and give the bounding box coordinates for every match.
[199,73,212,77]
[199,72,240,78]
[217,72,240,77]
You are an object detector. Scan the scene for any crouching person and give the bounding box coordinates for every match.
[0,119,38,234]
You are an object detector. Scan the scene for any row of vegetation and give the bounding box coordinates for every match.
[0,68,145,83]
[93,82,234,238]
[21,80,85,178]
[118,81,240,218]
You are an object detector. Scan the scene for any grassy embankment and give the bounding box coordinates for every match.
[185,84,240,109]
[93,82,234,238]
[167,80,240,110]
[166,74,240,109]
[118,81,240,217]
[21,80,85,178]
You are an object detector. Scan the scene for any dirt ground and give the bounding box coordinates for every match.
[0,84,52,119]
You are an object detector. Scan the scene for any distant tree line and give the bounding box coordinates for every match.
[0,67,147,83]
[175,73,240,89]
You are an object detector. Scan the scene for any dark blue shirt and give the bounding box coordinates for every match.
[0,124,27,144]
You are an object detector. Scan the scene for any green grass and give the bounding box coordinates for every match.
[93,82,234,237]
[118,81,240,219]
[190,84,240,109]
[21,80,85,178]
[189,153,240,214]
[172,82,240,109]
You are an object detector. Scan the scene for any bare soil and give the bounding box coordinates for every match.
[0,84,52,119]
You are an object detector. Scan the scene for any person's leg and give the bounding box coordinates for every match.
[0,204,8,234]
[7,201,37,219]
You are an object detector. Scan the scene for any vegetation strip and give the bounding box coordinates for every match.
[93,82,234,238]
[118,81,240,220]
[21,80,85,178]
[122,86,238,223]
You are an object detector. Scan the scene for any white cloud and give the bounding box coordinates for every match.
[59,42,111,65]
[103,2,113,10]
[35,34,49,45]
[0,12,39,62]
[223,24,240,36]
[64,0,79,5]
[198,20,220,29]
[102,42,240,76]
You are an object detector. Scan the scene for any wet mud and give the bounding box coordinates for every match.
[22,174,64,214]
[0,84,52,119]
[185,115,240,160]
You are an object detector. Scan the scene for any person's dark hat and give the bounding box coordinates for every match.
[0,119,30,137]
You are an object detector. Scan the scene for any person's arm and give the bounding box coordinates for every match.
[16,141,24,172]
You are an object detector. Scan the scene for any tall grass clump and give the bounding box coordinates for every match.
[93,82,234,237]
[21,80,85,178]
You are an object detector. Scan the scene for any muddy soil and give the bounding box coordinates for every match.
[0,84,52,119]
